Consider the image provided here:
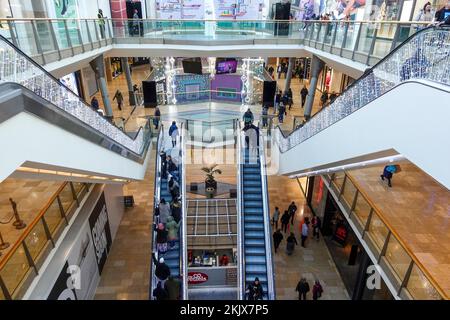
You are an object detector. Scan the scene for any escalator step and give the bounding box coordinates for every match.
[244,180,262,187]
[244,215,264,222]
[245,275,267,283]
[246,265,267,273]
[245,231,265,239]
[245,222,264,231]
[244,207,263,214]
[245,247,266,255]
[244,200,262,207]
[243,194,262,200]
[245,239,266,246]
[242,187,262,194]
[246,255,267,264]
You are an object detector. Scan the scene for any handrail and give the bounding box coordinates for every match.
[0,182,67,270]
[236,121,245,300]
[0,35,148,155]
[150,125,163,299]
[274,26,450,152]
[342,172,448,300]
[180,122,188,300]
[258,124,275,300]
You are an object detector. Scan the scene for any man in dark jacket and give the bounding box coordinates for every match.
[288,201,298,225]
[164,276,181,300]
[300,85,308,108]
[246,277,264,300]
[152,281,168,300]
[273,229,283,253]
[152,253,171,281]
[296,278,310,300]
[281,210,291,233]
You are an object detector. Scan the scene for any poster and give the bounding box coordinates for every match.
[54,0,79,47]
[47,262,78,300]
[156,0,183,19]
[214,0,263,20]
[182,0,205,19]
[88,193,112,275]
[297,0,316,20]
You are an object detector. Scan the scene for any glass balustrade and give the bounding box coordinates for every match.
[0,182,90,300]
[325,172,446,300]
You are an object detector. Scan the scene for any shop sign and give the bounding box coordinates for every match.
[188,272,209,284]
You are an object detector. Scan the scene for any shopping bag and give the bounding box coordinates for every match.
[395,165,402,173]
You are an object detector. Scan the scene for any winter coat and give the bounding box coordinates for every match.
[166,216,181,241]
[159,202,171,224]
[165,278,181,300]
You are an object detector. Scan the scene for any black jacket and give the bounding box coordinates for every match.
[273,231,283,244]
[153,285,168,300]
[152,254,171,280]
[281,213,290,224]
[301,88,309,97]
[296,281,310,294]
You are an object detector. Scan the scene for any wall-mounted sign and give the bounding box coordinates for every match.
[188,272,209,284]
[47,261,78,300]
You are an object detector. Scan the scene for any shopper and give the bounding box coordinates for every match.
[160,150,168,179]
[278,102,286,123]
[300,85,308,108]
[288,201,297,225]
[286,232,298,255]
[301,221,309,248]
[132,9,140,35]
[220,254,229,266]
[97,9,106,39]
[170,199,182,223]
[435,1,450,23]
[272,206,280,229]
[168,176,180,201]
[312,280,324,300]
[262,104,269,128]
[320,89,329,108]
[415,2,434,26]
[166,216,181,248]
[296,278,310,300]
[243,108,254,126]
[112,89,124,111]
[166,155,179,181]
[274,90,282,114]
[281,210,290,233]
[287,88,293,110]
[380,164,399,187]
[246,277,264,300]
[329,91,338,104]
[165,276,181,300]
[90,96,100,111]
[168,121,179,147]
[268,65,274,77]
[159,198,171,225]
[312,215,321,241]
[153,107,161,129]
[156,223,168,254]
[277,64,283,79]
[152,254,171,282]
[273,229,283,253]
[152,281,168,300]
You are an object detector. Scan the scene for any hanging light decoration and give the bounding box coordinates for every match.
[165,57,177,105]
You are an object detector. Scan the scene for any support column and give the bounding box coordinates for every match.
[284,57,295,93]
[304,55,325,120]
[121,57,137,106]
[89,54,113,118]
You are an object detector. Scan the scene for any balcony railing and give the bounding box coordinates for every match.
[0,18,432,67]
[0,182,91,300]
[323,173,447,300]
[275,26,450,153]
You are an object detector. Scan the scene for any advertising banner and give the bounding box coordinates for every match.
[156,0,183,19]
[183,0,205,19]
[47,262,78,300]
[214,0,263,20]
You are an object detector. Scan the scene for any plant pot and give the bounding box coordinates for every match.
[205,179,217,191]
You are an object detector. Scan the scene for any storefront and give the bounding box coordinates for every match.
[305,176,394,300]
[317,65,355,95]
[60,71,84,99]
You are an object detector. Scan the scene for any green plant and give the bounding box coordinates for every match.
[201,164,222,182]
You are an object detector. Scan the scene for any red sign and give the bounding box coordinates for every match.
[188,272,209,284]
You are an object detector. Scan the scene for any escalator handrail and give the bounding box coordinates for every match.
[236,121,245,300]
[274,25,450,151]
[180,122,188,300]
[0,35,147,155]
[257,123,275,300]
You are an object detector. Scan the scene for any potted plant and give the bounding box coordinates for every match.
[201,164,222,196]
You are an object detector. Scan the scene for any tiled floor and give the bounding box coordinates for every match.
[267,173,349,300]
[347,162,450,298]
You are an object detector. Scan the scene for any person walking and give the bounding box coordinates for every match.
[152,281,168,300]
[380,165,399,187]
[301,221,309,248]
[153,107,161,129]
[246,277,264,300]
[288,201,297,225]
[312,280,324,300]
[320,89,329,108]
[97,9,106,39]
[243,108,254,127]
[278,102,286,123]
[281,210,290,233]
[262,104,269,128]
[312,215,321,241]
[273,229,283,253]
[329,91,338,104]
[277,64,283,79]
[158,198,171,225]
[168,121,179,147]
[300,85,308,108]
[287,88,293,110]
[152,254,171,282]
[286,232,298,255]
[132,9,140,35]
[166,216,181,248]
[296,278,310,300]
[113,89,124,111]
[164,276,181,300]
[272,206,280,229]
[91,96,100,111]
[274,90,282,114]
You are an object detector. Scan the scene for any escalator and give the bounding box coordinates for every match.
[273,27,450,189]
[0,35,152,182]
[239,125,275,300]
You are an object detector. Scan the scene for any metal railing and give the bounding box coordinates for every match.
[156,89,263,106]
[323,172,446,300]
[180,122,188,300]
[0,18,434,67]
[236,121,244,300]
[274,26,450,153]
[0,34,152,157]
[257,122,275,300]
[0,182,91,300]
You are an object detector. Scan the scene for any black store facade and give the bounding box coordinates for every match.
[303,176,394,300]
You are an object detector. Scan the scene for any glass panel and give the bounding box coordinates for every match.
[42,198,63,235]
[58,183,74,213]
[24,220,48,261]
[332,172,345,191]
[66,19,81,46]
[87,20,99,42]
[384,235,411,281]
[79,20,91,44]
[356,23,376,54]
[13,21,38,56]
[343,22,358,51]
[0,245,30,295]
[366,213,389,252]
[72,182,84,196]
[298,177,308,195]
[405,264,442,300]
[50,20,70,50]
[353,194,371,229]
[341,178,357,208]
[36,21,56,53]
[323,23,334,45]
[333,22,347,48]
